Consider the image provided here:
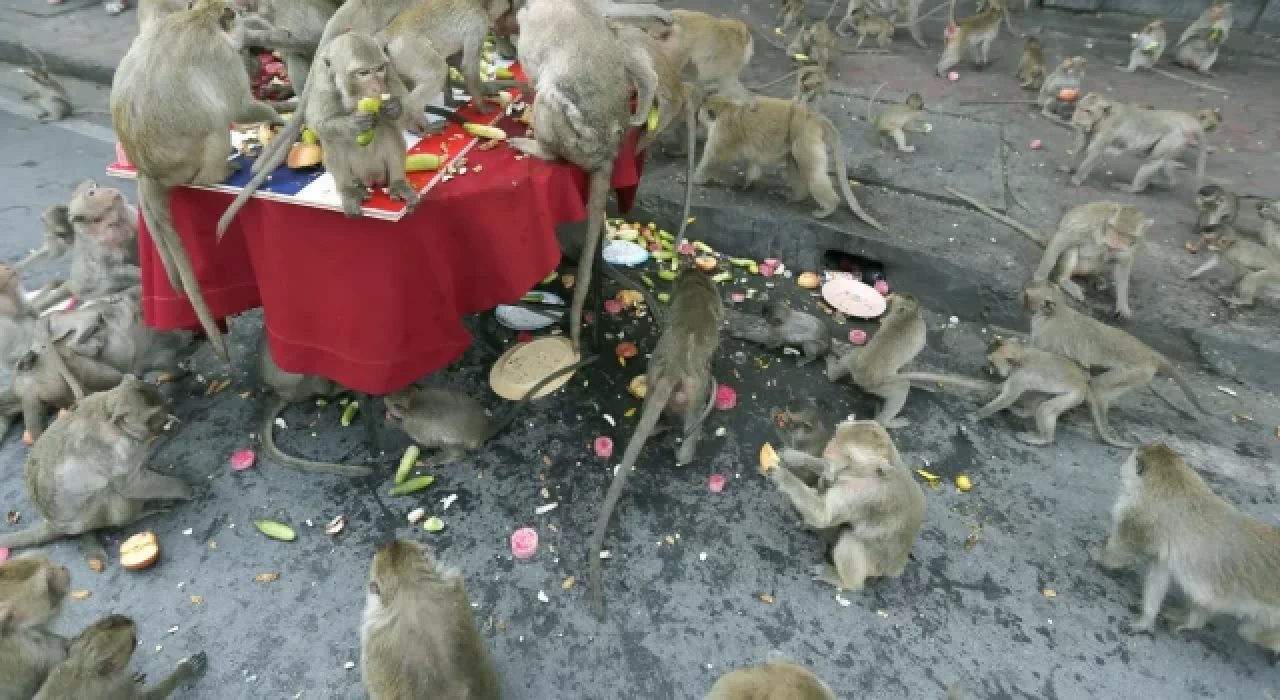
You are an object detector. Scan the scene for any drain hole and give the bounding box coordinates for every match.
[822,249,886,284]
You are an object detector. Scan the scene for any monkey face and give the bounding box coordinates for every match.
[1021,281,1060,314]
[108,381,171,440]
[348,61,390,100]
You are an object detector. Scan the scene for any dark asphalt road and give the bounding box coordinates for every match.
[1,23,1280,698]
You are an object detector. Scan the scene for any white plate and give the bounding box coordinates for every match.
[821,277,887,319]
[495,291,565,331]
[602,239,650,267]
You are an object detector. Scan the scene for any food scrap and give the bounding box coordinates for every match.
[423,517,446,533]
[759,442,781,473]
[120,531,160,571]
[254,520,297,542]
[255,572,281,584]
[955,475,973,492]
[593,436,614,458]
[714,384,737,411]
[708,474,726,492]
[511,528,538,560]
[229,449,257,471]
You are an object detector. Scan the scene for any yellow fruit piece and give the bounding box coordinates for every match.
[657,269,678,281]
[450,67,465,83]
[646,105,660,132]
[496,66,515,80]
[357,97,383,113]
[628,375,648,399]
[301,127,318,145]
[759,443,780,473]
[405,153,444,172]
[464,123,507,140]
[916,469,940,481]
[955,475,972,492]
[793,53,809,62]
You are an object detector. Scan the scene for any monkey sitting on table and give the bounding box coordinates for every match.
[34,615,207,699]
[0,555,71,699]
[768,419,925,591]
[1092,443,1280,652]
[361,540,499,700]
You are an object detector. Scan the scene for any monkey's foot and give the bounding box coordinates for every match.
[811,564,862,591]
[1015,431,1052,446]
[1126,616,1157,635]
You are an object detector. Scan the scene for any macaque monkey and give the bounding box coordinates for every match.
[694,95,885,231]
[380,0,510,121]
[794,65,828,106]
[236,0,342,93]
[847,0,928,48]
[705,659,836,700]
[17,65,72,123]
[770,420,925,590]
[779,0,806,33]
[34,615,207,699]
[968,337,1133,447]
[136,0,189,28]
[0,378,193,566]
[14,205,76,272]
[1016,36,1047,89]
[1092,442,1280,652]
[112,0,284,363]
[1038,57,1085,120]
[1177,1,1233,48]
[0,556,70,700]
[1063,94,1208,194]
[362,540,499,700]
[510,0,662,352]
[1193,183,1241,232]
[1022,280,1209,423]
[587,268,722,619]
[310,32,420,217]
[936,0,1004,76]
[826,293,925,428]
[1033,201,1153,320]
[0,264,38,368]
[866,83,926,154]
[787,20,837,71]
[648,10,757,108]
[724,300,831,366]
[838,9,896,49]
[1188,232,1280,308]
[1174,31,1224,75]
[1121,19,1166,72]
[1257,198,1280,250]
[30,180,141,313]
[977,0,1026,31]
[772,398,834,459]
[60,288,199,380]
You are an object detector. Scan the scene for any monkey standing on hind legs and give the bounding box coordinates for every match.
[768,419,925,591]
[865,82,926,154]
[361,540,499,700]
[30,180,142,313]
[1091,443,1280,651]
[639,9,757,109]
[826,293,925,428]
[0,555,71,700]
[112,0,288,363]
[587,267,723,620]
[693,94,885,231]
[936,0,1004,76]
[33,614,207,699]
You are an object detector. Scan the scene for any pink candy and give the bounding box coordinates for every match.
[594,436,614,458]
[0,548,9,562]
[511,528,539,560]
[678,242,695,256]
[603,299,625,315]
[715,384,737,411]
[729,292,746,303]
[1030,139,1043,150]
[708,474,726,493]
[229,449,257,471]
[874,280,890,295]
[948,71,959,81]
[849,329,868,345]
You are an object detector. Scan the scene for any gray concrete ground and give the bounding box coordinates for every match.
[1,2,1280,699]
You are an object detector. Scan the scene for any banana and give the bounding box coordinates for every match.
[464,123,506,140]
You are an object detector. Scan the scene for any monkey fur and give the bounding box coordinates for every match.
[794,65,829,106]
[771,398,835,488]
[1121,19,1166,72]
[236,0,342,93]
[724,301,831,366]
[779,0,806,34]
[13,205,76,272]
[704,659,837,700]
[770,419,925,591]
[34,614,207,699]
[1033,201,1153,320]
[0,378,194,567]
[1174,31,1224,75]
[1038,57,1085,121]
[16,67,72,123]
[1092,442,1280,652]
[1022,280,1209,421]
[641,9,757,109]
[1189,231,1280,308]
[383,353,601,471]
[845,0,928,48]
[866,83,926,153]
[1257,197,1280,251]
[112,0,285,363]
[1016,36,1047,89]
[936,0,1004,76]
[0,264,38,368]
[30,180,141,314]
[1064,93,1209,194]
[826,293,925,428]
[361,540,499,700]
[837,9,896,49]
[1193,183,1244,233]
[587,268,722,620]
[694,94,885,231]
[1178,1,1233,47]
[0,555,71,700]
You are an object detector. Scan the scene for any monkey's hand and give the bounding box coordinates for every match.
[353,111,378,133]
[380,96,403,121]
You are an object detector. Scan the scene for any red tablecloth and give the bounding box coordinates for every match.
[137,119,645,394]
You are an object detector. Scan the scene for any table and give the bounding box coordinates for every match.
[113,101,645,395]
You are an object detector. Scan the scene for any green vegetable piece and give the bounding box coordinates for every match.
[423,517,445,532]
[657,269,678,281]
[389,475,436,497]
[651,250,675,260]
[712,272,733,284]
[639,274,654,288]
[340,402,360,427]
[255,520,296,542]
[657,292,671,303]
[396,445,421,485]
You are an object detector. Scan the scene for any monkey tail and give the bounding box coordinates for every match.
[1194,126,1208,191]
[136,175,229,363]
[1156,361,1211,415]
[482,354,603,441]
[567,170,612,353]
[897,371,999,395]
[674,81,698,243]
[866,82,887,124]
[587,375,675,621]
[259,395,373,477]
[1085,391,1135,448]
[816,116,886,232]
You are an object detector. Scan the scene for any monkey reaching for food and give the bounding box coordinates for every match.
[1120,19,1166,72]
[724,301,831,366]
[587,268,722,619]
[693,94,884,231]
[935,0,1004,77]
[0,555,71,700]
[1033,201,1153,320]
[826,293,924,428]
[643,9,757,109]
[1015,36,1047,89]
[1188,231,1280,308]
[361,540,499,700]
[1092,442,1280,652]
[30,180,141,313]
[705,659,837,700]
[34,614,207,699]
[866,83,926,154]
[1062,93,1209,194]
[769,419,925,591]
[0,378,194,567]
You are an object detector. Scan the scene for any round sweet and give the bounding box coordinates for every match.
[120,532,160,571]
[511,528,538,560]
[489,336,580,400]
[822,277,888,319]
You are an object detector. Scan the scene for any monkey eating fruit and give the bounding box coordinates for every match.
[1121,19,1166,72]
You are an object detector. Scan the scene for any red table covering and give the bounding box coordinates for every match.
[136,118,645,395]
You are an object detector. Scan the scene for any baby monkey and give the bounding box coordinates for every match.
[838,8,896,49]
[1015,36,1046,90]
[34,614,207,699]
[866,83,926,153]
[1188,231,1280,308]
[705,659,836,700]
[1121,19,1166,72]
[1092,443,1280,652]
[0,555,71,699]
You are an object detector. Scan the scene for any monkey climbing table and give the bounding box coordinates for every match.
[105,95,645,395]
